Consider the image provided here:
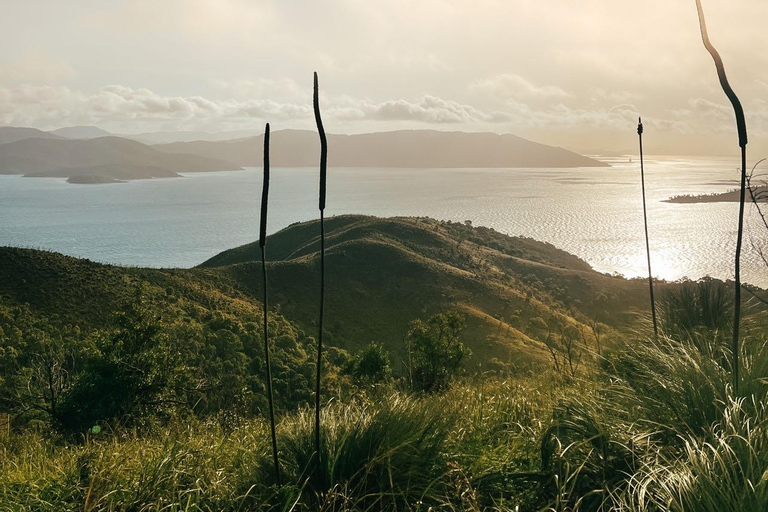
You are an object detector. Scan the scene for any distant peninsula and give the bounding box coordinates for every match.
[0,134,237,182]
[665,186,768,203]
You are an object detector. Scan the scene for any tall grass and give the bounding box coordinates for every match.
[617,397,768,512]
[254,396,451,510]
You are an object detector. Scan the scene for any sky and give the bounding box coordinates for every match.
[1,0,767,156]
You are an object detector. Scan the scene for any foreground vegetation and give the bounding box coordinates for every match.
[4,325,768,511]
[3,217,768,510]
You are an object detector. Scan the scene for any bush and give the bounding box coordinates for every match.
[406,312,470,392]
[344,342,391,385]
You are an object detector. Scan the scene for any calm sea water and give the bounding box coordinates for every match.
[1,156,767,288]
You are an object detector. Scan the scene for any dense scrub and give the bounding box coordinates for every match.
[4,319,768,511]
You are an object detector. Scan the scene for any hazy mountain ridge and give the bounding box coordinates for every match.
[0,126,63,144]
[0,127,606,182]
[0,136,240,182]
[51,126,113,139]
[155,129,609,168]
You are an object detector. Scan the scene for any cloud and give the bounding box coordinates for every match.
[0,84,512,130]
[0,84,312,131]
[343,95,513,124]
[470,74,570,103]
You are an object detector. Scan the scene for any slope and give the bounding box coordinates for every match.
[200,216,656,368]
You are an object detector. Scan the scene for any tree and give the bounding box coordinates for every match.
[55,289,180,432]
[345,342,392,385]
[406,312,470,392]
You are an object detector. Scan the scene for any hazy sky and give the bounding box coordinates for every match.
[1,0,767,155]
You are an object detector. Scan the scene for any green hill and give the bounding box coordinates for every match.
[199,216,658,368]
[0,215,690,371]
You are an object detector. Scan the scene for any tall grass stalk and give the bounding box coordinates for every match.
[637,117,658,339]
[694,0,748,393]
[259,123,281,484]
[313,71,329,481]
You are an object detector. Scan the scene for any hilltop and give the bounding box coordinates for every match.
[155,129,609,169]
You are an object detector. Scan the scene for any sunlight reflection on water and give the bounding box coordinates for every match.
[0,155,766,288]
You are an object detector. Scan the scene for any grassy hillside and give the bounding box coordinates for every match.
[0,215,660,373]
[4,216,768,510]
[200,216,661,367]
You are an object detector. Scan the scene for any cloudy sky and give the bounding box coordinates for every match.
[1,0,767,155]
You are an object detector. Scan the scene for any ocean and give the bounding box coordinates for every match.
[1,155,766,288]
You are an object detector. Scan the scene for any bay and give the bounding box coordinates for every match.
[1,155,766,288]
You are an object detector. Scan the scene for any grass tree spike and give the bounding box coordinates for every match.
[314,72,328,212]
[695,0,747,149]
[259,124,271,249]
[637,118,658,340]
[695,0,748,392]
[259,123,281,484]
[312,71,327,481]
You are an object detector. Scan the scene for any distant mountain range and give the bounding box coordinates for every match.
[155,129,609,169]
[0,135,238,183]
[51,126,113,139]
[0,127,63,144]
[0,126,608,183]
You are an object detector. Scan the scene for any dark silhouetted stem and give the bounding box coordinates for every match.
[638,118,658,339]
[695,0,748,392]
[313,71,328,480]
[259,123,280,484]
[734,145,746,390]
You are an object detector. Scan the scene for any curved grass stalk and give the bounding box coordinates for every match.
[695,0,748,392]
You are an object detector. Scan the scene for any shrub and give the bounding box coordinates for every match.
[344,342,392,385]
[406,312,470,393]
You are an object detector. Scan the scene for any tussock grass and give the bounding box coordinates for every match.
[253,395,451,510]
[617,397,768,512]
